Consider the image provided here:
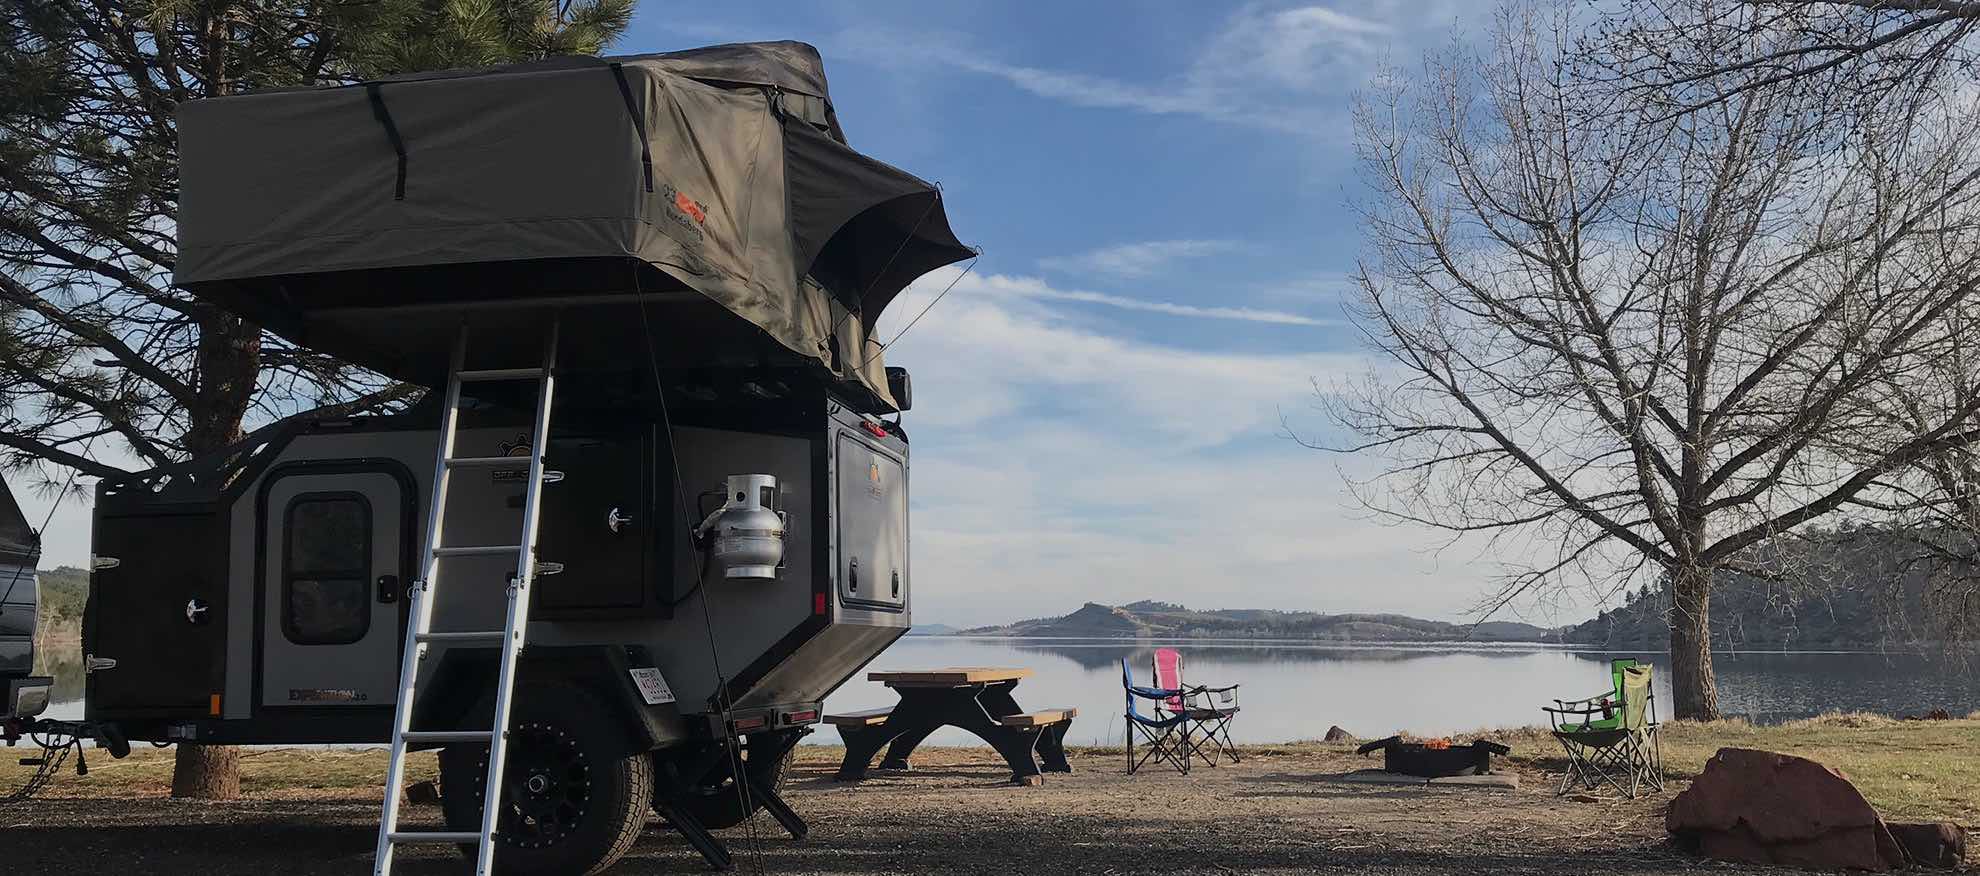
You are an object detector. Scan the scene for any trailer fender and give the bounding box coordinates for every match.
[411,644,685,758]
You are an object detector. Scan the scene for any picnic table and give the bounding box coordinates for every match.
[827,667,1076,785]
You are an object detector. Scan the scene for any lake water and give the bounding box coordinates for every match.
[813,637,1980,746]
[40,637,1980,746]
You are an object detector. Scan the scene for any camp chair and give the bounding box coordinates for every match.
[1544,659,1664,798]
[1151,648,1241,766]
[1121,658,1190,775]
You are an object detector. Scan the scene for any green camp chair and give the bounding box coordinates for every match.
[1543,659,1663,798]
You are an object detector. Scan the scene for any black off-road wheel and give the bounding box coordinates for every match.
[440,684,653,876]
[665,730,801,830]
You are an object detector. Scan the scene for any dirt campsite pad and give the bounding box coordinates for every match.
[0,740,1776,876]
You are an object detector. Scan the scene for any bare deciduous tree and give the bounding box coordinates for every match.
[1319,0,1980,719]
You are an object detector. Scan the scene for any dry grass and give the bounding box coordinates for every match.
[1399,712,1980,825]
[8,717,1978,825]
[3,746,437,799]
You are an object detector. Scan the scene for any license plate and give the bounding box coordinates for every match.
[628,667,676,705]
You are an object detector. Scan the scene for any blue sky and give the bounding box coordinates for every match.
[632,1,1548,626]
[19,2,1606,628]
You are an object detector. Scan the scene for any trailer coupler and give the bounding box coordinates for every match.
[1,718,131,804]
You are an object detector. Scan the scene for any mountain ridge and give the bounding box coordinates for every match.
[954,600,1563,642]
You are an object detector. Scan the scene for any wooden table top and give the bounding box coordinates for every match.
[868,667,1034,686]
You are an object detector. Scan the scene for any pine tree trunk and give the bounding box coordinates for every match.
[170,742,241,799]
[169,310,261,801]
[1668,563,1721,720]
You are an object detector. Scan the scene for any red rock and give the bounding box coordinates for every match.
[1667,748,1906,871]
[1888,822,1968,869]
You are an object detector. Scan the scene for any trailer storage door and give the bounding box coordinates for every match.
[258,469,408,709]
[835,433,907,611]
[85,510,226,715]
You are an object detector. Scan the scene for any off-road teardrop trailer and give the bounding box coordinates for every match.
[70,40,970,876]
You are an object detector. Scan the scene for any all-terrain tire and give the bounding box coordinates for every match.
[439,683,654,876]
[667,731,798,830]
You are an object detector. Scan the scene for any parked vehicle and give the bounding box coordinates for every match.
[1,479,49,727]
[77,40,969,875]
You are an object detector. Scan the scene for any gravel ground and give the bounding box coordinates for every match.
[0,746,1773,875]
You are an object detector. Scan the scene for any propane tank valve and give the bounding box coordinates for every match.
[695,474,787,580]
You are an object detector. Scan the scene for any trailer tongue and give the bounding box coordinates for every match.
[75,40,969,876]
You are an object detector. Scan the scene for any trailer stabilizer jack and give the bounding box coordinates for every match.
[656,798,733,871]
[748,772,808,841]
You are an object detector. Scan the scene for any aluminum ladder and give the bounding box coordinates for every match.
[373,320,560,876]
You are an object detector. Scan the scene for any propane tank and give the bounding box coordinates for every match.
[696,474,787,580]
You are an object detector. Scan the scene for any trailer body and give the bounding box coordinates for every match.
[83,387,908,745]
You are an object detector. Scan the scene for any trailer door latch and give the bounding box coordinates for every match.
[85,655,118,673]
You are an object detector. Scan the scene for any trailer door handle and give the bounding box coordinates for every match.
[378,574,399,603]
[607,507,633,533]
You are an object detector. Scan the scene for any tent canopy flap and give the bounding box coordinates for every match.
[784,119,974,323]
[172,41,969,410]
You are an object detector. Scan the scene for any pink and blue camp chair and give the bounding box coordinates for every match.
[1120,658,1190,775]
[1151,648,1241,766]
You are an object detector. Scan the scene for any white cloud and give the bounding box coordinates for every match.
[1017,287,1334,326]
[980,265,1334,326]
[880,266,1356,441]
[872,265,1551,625]
[832,3,1478,134]
[1038,239,1240,279]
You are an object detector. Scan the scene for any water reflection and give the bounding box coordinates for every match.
[37,637,1980,744]
[816,638,1980,747]
[33,638,83,722]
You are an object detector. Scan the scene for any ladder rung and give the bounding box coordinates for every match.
[445,456,529,468]
[456,367,546,382]
[388,831,481,844]
[416,631,505,644]
[401,730,493,744]
[432,544,521,558]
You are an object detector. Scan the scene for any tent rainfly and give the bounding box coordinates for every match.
[173,41,972,411]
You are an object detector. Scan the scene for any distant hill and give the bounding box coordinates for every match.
[906,623,958,636]
[959,600,1561,642]
[35,566,87,623]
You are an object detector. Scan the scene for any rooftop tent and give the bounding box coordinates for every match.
[172,41,971,410]
[0,477,36,568]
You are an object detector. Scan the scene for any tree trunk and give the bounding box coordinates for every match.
[1667,563,1721,720]
[169,310,261,801]
[170,742,241,799]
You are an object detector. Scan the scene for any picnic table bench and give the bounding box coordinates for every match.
[827,668,1075,785]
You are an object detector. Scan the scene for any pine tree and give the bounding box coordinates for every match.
[0,0,634,800]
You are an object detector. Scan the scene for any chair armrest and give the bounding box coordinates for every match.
[1126,684,1183,700]
[1192,683,1240,694]
[1553,692,1610,708]
[1541,703,1609,717]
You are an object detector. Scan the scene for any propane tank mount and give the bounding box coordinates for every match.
[695,473,788,580]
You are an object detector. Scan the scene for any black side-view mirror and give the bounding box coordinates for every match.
[886,367,912,412]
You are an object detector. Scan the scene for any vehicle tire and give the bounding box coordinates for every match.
[665,731,798,830]
[439,683,653,876]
